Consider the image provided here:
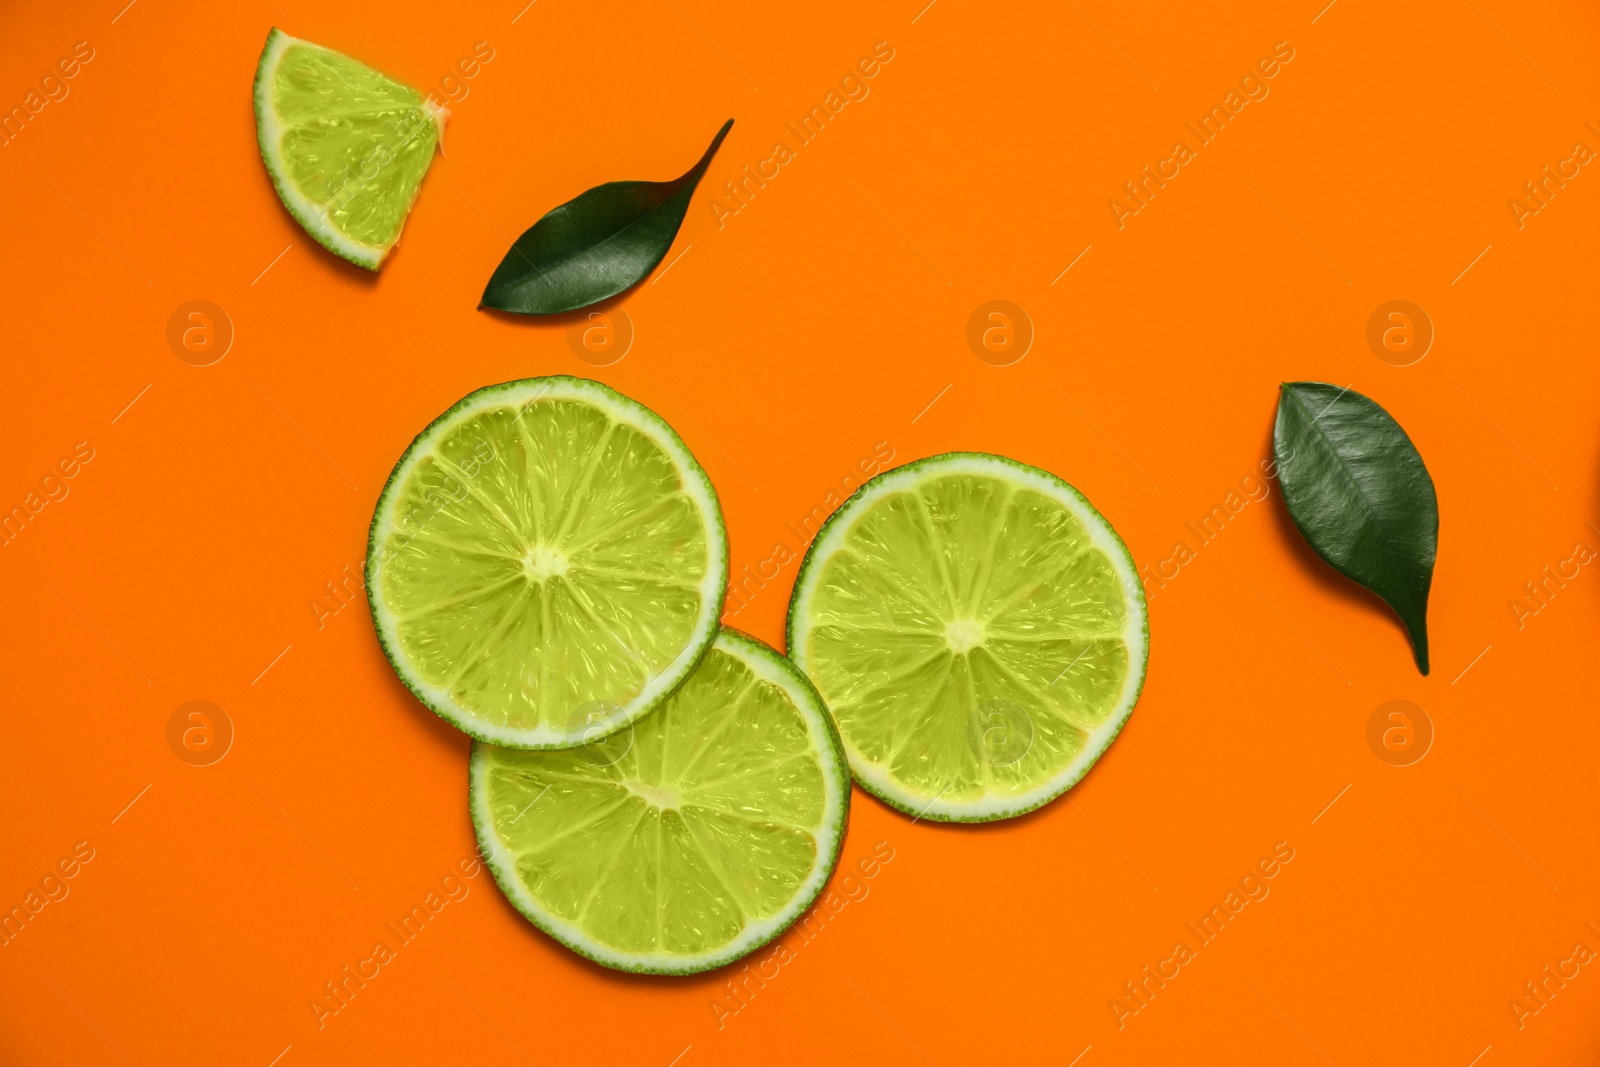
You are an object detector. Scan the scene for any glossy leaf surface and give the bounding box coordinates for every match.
[1274,381,1438,674]
[481,120,733,315]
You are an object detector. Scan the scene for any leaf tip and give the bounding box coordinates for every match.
[705,117,735,155]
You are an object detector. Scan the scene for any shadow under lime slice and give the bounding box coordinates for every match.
[470,629,851,974]
[786,452,1149,823]
[253,27,444,270]
[367,376,728,749]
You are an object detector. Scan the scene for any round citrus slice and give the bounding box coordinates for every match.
[470,628,850,974]
[254,28,445,270]
[787,452,1148,822]
[367,377,727,749]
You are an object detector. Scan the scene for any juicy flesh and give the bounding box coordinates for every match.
[803,473,1131,805]
[481,646,828,955]
[272,41,437,248]
[380,397,711,736]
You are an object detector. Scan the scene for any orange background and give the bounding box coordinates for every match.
[3,0,1599,1064]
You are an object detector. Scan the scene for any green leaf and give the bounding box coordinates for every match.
[1273,382,1439,674]
[480,119,733,315]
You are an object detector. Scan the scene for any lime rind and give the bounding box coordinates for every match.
[253,27,445,270]
[367,376,729,749]
[786,451,1149,823]
[469,628,852,974]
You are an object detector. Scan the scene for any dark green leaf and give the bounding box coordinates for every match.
[480,119,733,315]
[1273,382,1439,674]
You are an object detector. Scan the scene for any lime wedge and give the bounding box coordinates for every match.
[253,28,444,270]
[787,452,1148,822]
[367,377,728,749]
[471,628,850,974]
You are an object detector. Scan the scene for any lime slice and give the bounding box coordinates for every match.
[787,452,1148,823]
[471,628,850,974]
[253,28,444,270]
[367,377,728,749]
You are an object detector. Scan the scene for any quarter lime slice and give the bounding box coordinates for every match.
[367,377,728,749]
[253,28,444,270]
[471,629,850,974]
[787,452,1148,822]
